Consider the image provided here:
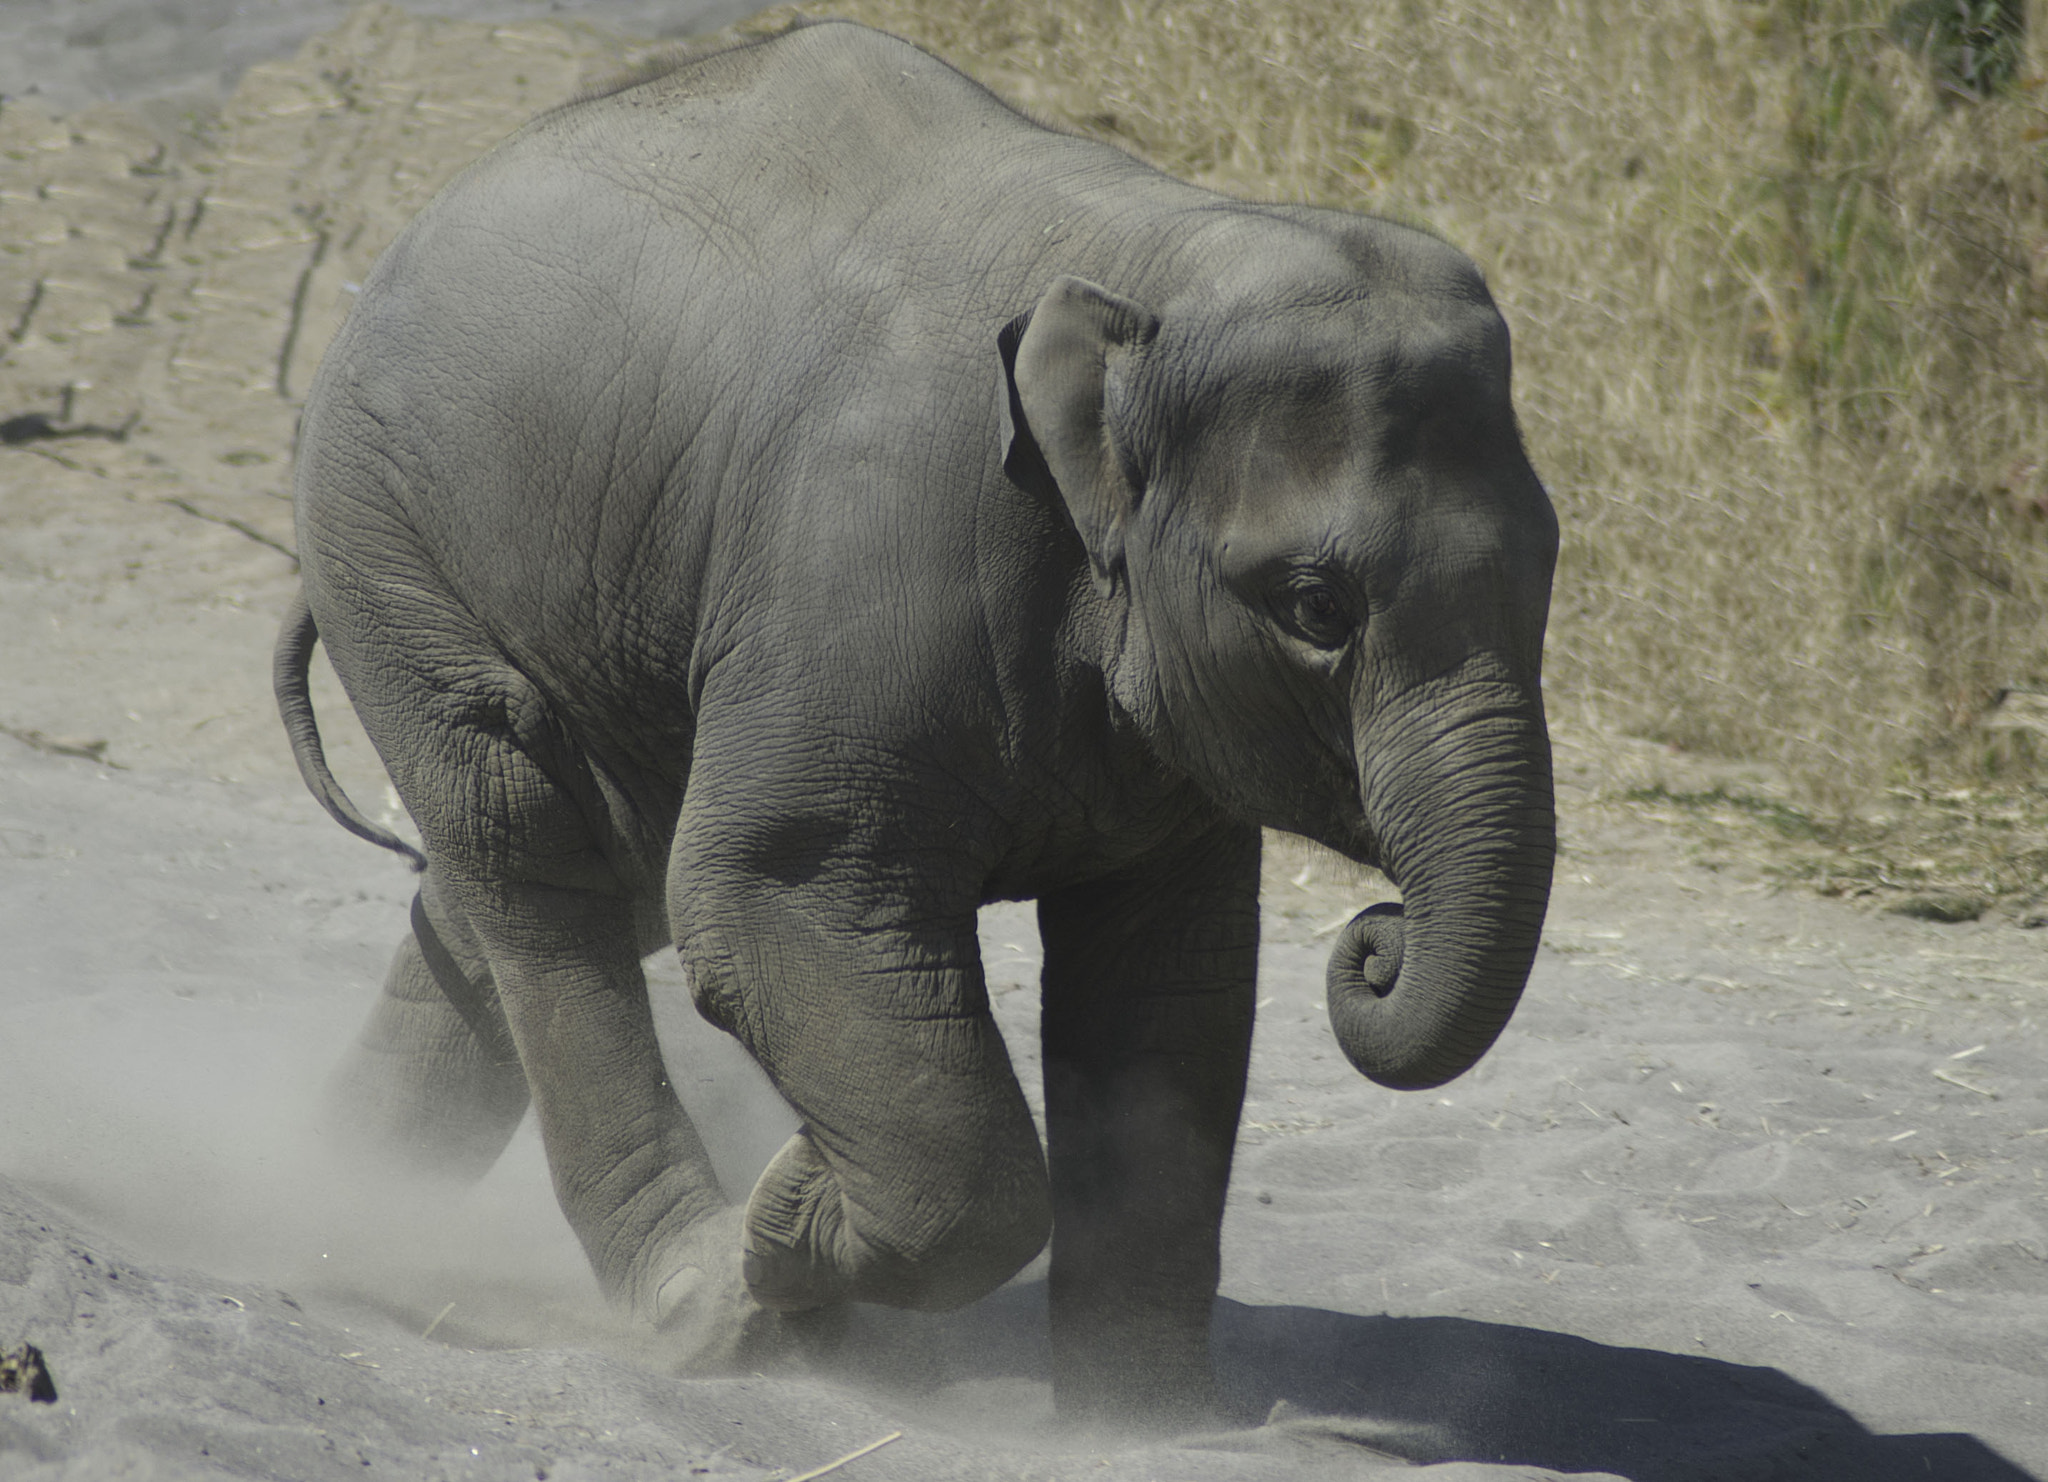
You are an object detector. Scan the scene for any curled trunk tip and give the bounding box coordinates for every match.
[1324,898,1535,1092]
[1326,901,1404,1002]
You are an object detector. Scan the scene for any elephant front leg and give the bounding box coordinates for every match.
[677,907,1054,1318]
[1037,824,1261,1427]
[670,800,1051,1321]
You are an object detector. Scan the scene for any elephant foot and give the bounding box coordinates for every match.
[1053,1365,1221,1434]
[741,1131,859,1312]
[739,1127,1044,1313]
[1050,1302,1222,1431]
[639,1206,847,1374]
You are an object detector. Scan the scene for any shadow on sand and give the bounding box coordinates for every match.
[836,1282,2037,1482]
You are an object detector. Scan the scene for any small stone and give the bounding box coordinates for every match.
[1884,894,1985,924]
[0,1343,57,1403]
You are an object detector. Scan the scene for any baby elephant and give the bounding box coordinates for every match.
[276,19,1556,1423]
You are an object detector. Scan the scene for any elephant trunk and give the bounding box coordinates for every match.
[1327,669,1554,1092]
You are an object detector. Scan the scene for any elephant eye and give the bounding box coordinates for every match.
[1275,579,1357,650]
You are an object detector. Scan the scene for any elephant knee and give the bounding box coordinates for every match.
[742,1129,1050,1313]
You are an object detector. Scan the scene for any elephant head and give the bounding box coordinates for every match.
[1001,226,1557,1091]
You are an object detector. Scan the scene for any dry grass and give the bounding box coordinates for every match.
[745,0,2048,901]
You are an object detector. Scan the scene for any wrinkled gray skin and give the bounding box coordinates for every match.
[275,20,1557,1425]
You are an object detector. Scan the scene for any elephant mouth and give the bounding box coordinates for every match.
[1290,795,1388,882]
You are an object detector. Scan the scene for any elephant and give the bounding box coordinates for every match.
[273,19,1557,1425]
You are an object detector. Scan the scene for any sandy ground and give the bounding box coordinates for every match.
[0,0,770,113]
[2,7,2045,1479]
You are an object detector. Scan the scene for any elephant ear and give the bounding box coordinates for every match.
[998,276,1160,594]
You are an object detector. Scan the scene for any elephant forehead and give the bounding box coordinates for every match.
[1171,331,1514,535]
[1168,291,1509,448]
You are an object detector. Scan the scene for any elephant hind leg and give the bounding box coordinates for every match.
[320,879,530,1181]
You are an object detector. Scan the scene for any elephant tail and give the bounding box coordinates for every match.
[273,589,428,872]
